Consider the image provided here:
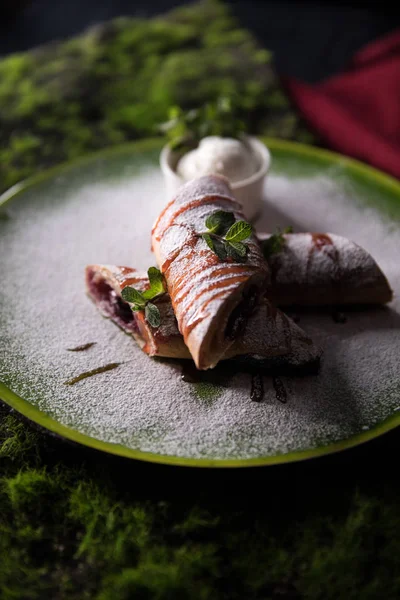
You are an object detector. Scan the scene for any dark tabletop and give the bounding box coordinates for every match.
[1,0,400,81]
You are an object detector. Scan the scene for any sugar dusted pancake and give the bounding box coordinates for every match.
[151,175,269,369]
[259,232,393,307]
[85,265,321,370]
[86,264,189,359]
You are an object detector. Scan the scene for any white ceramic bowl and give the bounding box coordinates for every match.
[159,135,271,221]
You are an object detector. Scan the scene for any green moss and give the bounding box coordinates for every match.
[0,415,41,465]
[99,545,219,600]
[4,469,57,510]
[0,409,400,600]
[69,481,151,564]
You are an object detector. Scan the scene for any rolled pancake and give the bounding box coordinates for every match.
[85,264,321,369]
[259,232,393,307]
[151,175,269,369]
[86,264,188,359]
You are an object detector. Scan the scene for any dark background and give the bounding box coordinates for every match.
[0,0,399,82]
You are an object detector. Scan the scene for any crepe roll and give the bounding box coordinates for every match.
[151,175,269,369]
[85,264,190,359]
[259,232,393,307]
[85,265,321,370]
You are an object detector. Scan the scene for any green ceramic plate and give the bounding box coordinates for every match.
[0,138,399,467]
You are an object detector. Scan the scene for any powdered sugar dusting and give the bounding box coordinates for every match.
[260,232,392,305]
[265,233,382,286]
[0,152,399,462]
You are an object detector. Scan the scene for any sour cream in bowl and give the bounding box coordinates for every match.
[160,135,270,221]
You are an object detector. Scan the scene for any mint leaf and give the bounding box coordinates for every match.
[212,238,228,260]
[205,211,235,235]
[202,212,252,262]
[225,220,252,242]
[202,233,215,252]
[226,241,247,258]
[203,232,227,260]
[262,235,283,259]
[159,97,245,152]
[262,227,292,259]
[226,241,247,262]
[142,267,165,300]
[142,289,156,301]
[145,303,161,328]
[121,287,146,308]
[121,271,165,326]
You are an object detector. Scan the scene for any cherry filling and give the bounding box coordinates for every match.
[114,293,136,325]
[224,286,258,341]
[87,271,138,334]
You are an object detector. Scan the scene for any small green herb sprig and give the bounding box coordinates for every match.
[262,226,293,259]
[121,267,165,328]
[159,96,245,153]
[201,210,253,262]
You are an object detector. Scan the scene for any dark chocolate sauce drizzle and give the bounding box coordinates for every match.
[224,286,258,341]
[64,362,121,385]
[181,360,296,405]
[272,376,288,403]
[250,373,264,402]
[67,342,96,352]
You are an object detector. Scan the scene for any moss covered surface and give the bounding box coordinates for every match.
[0,0,314,194]
[1,400,400,599]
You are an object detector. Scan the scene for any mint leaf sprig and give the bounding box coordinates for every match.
[201,210,253,262]
[121,267,166,328]
[158,96,245,153]
[262,226,293,259]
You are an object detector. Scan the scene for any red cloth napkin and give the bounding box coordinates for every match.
[285,29,400,178]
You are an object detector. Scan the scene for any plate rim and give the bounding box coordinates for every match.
[1,137,399,468]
